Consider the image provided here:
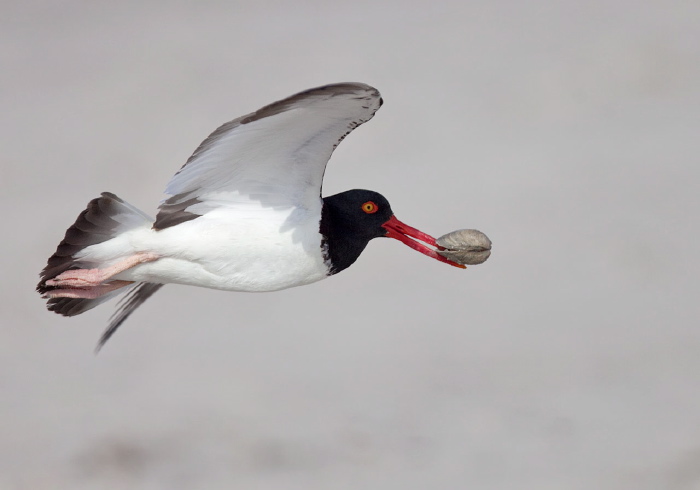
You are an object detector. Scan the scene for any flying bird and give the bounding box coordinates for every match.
[37,83,488,348]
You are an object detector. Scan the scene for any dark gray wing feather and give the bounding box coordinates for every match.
[96,282,164,350]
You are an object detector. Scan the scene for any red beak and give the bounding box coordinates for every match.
[381,215,466,269]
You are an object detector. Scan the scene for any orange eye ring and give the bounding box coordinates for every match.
[361,201,379,214]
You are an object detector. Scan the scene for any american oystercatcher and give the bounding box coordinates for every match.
[37,83,489,347]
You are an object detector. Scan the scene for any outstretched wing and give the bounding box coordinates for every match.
[153,83,383,230]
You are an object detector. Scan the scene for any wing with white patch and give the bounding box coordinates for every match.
[153,83,382,230]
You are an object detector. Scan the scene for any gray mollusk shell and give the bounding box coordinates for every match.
[436,229,492,265]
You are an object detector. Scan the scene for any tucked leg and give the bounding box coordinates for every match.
[43,280,135,299]
[45,252,159,288]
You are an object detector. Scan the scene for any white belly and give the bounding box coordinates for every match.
[83,205,330,292]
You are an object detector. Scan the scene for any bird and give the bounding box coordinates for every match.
[37,82,469,348]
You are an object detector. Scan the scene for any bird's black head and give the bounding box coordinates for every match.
[320,189,464,275]
[321,189,392,274]
[322,189,393,240]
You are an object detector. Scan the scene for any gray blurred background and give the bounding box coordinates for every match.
[2,1,699,489]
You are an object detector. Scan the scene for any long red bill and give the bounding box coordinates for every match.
[381,215,466,269]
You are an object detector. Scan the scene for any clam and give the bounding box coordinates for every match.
[436,229,492,266]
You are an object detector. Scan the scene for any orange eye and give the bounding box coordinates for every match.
[361,201,379,214]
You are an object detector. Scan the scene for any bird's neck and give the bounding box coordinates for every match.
[320,200,371,275]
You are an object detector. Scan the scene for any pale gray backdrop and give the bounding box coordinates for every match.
[2,1,699,489]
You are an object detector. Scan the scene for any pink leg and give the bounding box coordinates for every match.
[43,280,134,299]
[45,252,159,288]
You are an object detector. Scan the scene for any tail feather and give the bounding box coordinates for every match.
[39,192,164,347]
[38,192,153,292]
[46,288,126,317]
